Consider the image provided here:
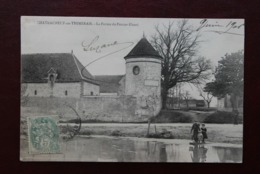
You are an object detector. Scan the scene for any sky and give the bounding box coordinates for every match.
[21,16,244,106]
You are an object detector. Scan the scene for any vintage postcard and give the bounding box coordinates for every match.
[20,16,244,162]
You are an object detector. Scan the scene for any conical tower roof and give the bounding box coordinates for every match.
[124,38,162,59]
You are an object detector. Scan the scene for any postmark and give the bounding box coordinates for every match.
[27,116,60,154]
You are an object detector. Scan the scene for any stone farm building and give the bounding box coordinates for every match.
[21,38,163,121]
[22,53,100,98]
[22,37,162,99]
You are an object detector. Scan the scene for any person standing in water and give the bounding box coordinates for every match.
[191,121,200,143]
[201,124,208,143]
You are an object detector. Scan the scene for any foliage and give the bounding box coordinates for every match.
[183,107,217,112]
[150,20,212,109]
[111,130,123,136]
[205,51,244,98]
[147,129,174,139]
[203,111,243,124]
[205,51,244,111]
[152,110,193,123]
[79,129,93,136]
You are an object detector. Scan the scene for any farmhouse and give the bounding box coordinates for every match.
[21,37,163,121]
[22,38,162,111]
[21,53,100,98]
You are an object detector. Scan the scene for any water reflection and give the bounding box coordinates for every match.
[189,144,208,163]
[21,136,242,162]
[159,144,167,162]
[214,147,242,163]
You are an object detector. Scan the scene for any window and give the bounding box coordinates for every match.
[49,74,54,81]
[133,66,140,75]
[90,91,93,96]
[65,90,68,96]
[34,90,37,95]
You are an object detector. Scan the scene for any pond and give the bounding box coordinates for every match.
[20,136,242,163]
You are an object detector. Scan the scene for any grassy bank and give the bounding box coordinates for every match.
[21,108,243,144]
[67,123,242,144]
[152,110,243,124]
[21,118,242,144]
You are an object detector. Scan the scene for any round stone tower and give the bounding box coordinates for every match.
[124,37,162,97]
[124,37,162,116]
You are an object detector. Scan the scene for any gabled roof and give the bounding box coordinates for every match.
[124,38,162,59]
[94,75,125,93]
[21,53,99,85]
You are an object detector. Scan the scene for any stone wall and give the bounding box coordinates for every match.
[21,96,161,122]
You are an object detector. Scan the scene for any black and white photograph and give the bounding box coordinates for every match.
[20,16,244,162]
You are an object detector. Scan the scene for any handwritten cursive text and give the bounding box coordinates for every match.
[81,36,118,53]
[196,19,244,36]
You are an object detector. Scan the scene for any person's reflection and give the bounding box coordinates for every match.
[159,144,167,162]
[189,144,208,163]
[190,144,200,162]
[200,145,208,163]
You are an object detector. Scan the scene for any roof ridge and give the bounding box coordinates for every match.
[124,38,162,59]
[71,54,100,86]
[71,53,85,80]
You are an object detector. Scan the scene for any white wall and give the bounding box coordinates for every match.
[24,82,81,98]
[82,82,100,96]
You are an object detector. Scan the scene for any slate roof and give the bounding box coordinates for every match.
[124,38,162,59]
[94,75,124,93]
[21,53,99,85]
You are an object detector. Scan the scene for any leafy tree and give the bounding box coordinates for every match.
[205,50,244,111]
[150,20,212,109]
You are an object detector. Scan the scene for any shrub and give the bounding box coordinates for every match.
[183,107,217,112]
[79,128,94,136]
[80,129,93,136]
[152,110,193,123]
[203,111,243,124]
[111,130,123,136]
[147,129,174,139]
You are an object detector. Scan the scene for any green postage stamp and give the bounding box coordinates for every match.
[27,116,60,154]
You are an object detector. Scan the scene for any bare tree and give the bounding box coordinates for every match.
[181,91,192,108]
[150,20,212,109]
[198,89,213,108]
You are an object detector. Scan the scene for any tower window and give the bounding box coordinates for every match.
[65,90,68,96]
[90,91,93,96]
[133,66,140,75]
[34,90,37,95]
